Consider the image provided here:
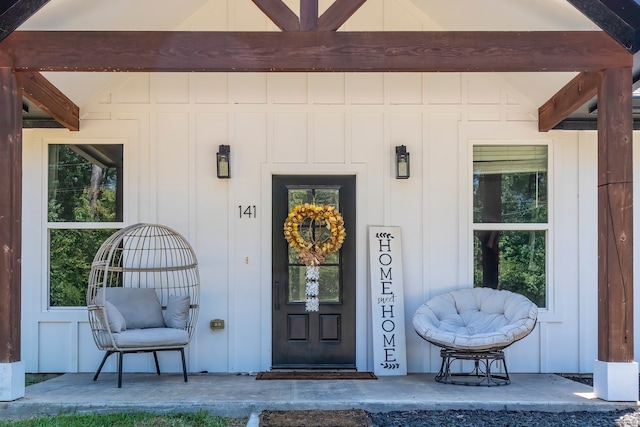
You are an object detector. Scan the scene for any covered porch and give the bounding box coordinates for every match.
[1,0,640,404]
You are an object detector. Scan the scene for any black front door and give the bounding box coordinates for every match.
[272,175,356,368]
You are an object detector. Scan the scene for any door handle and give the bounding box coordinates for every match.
[274,281,280,310]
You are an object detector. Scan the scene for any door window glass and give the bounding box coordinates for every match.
[286,187,341,304]
[288,265,340,303]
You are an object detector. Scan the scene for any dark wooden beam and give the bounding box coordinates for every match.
[0,67,22,364]
[539,71,602,132]
[552,118,640,130]
[252,0,299,31]
[17,71,79,131]
[597,66,634,363]
[0,0,50,43]
[318,0,367,31]
[567,0,640,52]
[300,0,318,31]
[0,31,632,72]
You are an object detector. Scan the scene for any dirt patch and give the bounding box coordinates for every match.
[559,373,593,386]
[259,409,370,427]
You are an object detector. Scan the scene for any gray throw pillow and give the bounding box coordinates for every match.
[163,295,190,329]
[104,287,165,329]
[104,300,127,332]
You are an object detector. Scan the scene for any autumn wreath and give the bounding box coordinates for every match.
[283,203,346,311]
[283,203,346,266]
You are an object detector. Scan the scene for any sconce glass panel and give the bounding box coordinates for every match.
[217,145,230,179]
[395,145,410,179]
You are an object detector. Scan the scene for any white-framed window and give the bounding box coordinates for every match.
[472,144,549,308]
[47,143,123,308]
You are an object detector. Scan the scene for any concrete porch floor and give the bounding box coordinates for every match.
[1,372,639,420]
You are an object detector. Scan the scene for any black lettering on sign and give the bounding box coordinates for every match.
[370,228,406,374]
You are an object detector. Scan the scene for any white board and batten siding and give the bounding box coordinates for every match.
[19,0,640,375]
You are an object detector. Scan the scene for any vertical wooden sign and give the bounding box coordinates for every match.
[369,226,407,376]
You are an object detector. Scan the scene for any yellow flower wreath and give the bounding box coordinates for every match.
[283,203,346,266]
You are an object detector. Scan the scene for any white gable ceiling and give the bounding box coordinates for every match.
[18,0,211,107]
[19,0,211,30]
[17,0,600,110]
[20,0,596,31]
[410,0,595,31]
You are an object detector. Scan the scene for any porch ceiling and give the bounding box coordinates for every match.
[411,0,640,129]
[6,0,640,129]
[557,0,640,129]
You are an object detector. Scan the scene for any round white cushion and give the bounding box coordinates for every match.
[412,287,538,351]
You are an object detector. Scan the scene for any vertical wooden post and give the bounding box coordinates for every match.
[597,67,633,363]
[300,0,319,31]
[0,67,22,366]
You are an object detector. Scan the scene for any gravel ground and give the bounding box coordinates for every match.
[368,375,640,427]
[368,409,640,427]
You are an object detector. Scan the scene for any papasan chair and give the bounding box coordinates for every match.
[413,287,537,386]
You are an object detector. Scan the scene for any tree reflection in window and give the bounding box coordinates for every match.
[48,144,123,222]
[48,144,123,307]
[472,145,548,308]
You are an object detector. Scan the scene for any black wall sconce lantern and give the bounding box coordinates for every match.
[216,144,231,179]
[395,145,410,179]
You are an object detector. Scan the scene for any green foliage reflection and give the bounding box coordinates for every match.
[48,144,121,222]
[473,146,548,308]
[48,144,122,307]
[474,230,546,308]
[49,228,116,307]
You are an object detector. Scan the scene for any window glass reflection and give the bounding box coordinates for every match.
[473,145,547,224]
[48,144,123,222]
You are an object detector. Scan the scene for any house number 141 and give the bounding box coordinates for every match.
[239,205,257,218]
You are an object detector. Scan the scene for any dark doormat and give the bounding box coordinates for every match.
[256,371,377,380]
[260,409,370,427]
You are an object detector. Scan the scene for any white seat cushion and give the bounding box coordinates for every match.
[111,327,190,348]
[413,287,538,351]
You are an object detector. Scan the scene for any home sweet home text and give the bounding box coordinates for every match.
[368,226,407,376]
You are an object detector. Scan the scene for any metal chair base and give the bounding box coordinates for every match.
[435,348,510,386]
[93,348,188,388]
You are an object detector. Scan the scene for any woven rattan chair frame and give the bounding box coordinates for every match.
[87,223,200,387]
